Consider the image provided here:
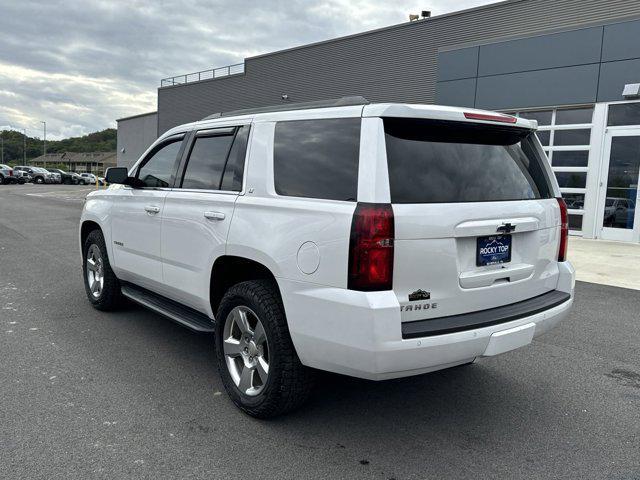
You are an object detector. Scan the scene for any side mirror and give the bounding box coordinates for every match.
[105,167,130,185]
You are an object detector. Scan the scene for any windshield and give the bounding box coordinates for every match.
[384,118,553,204]
[32,167,48,173]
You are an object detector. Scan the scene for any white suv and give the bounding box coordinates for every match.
[80,98,575,417]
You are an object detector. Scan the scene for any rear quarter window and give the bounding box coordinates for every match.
[384,118,553,203]
[273,118,360,201]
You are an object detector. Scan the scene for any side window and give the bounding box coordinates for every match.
[181,131,235,190]
[137,138,183,188]
[273,118,360,201]
[221,125,250,191]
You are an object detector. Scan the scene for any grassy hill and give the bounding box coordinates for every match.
[0,128,116,165]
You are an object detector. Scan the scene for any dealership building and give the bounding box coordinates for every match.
[117,0,640,243]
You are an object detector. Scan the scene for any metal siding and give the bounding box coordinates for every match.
[477,27,603,76]
[117,113,158,169]
[437,47,479,81]
[436,78,477,107]
[602,19,640,62]
[158,0,640,133]
[597,58,640,102]
[475,64,600,110]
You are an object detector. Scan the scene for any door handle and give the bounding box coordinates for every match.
[144,205,161,214]
[204,211,225,221]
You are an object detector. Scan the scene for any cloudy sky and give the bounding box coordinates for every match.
[0,0,498,140]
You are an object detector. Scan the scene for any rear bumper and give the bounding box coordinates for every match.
[281,262,575,381]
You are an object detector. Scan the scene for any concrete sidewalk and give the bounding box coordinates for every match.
[568,237,640,291]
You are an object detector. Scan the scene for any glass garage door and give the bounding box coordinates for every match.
[508,106,593,235]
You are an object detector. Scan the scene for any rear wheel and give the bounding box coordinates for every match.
[34,176,44,184]
[215,280,314,418]
[82,229,123,310]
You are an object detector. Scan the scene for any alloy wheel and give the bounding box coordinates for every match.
[86,244,104,299]
[223,306,270,396]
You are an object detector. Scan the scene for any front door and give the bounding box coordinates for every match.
[598,129,640,242]
[110,134,186,291]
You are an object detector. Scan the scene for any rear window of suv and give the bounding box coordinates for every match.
[384,118,553,203]
[274,118,360,201]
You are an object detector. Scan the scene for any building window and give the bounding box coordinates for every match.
[607,102,640,126]
[510,106,594,234]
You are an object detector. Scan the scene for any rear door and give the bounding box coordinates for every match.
[160,125,250,314]
[381,116,562,322]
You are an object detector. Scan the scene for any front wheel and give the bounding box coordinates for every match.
[82,229,123,310]
[34,176,44,184]
[215,280,314,418]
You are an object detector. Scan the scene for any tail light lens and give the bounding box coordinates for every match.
[348,203,394,291]
[9,170,13,176]
[463,112,517,123]
[557,197,568,262]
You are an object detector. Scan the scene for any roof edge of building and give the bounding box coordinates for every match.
[117,111,157,123]
[245,0,525,62]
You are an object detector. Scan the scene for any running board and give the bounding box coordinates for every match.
[121,283,215,333]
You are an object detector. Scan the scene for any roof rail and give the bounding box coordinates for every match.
[202,96,370,120]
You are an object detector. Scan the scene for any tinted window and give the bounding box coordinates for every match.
[607,103,640,126]
[568,214,583,230]
[556,107,593,125]
[221,125,250,191]
[536,130,550,146]
[182,133,234,190]
[519,110,552,125]
[384,118,552,204]
[554,129,591,146]
[274,118,360,201]
[552,151,589,167]
[555,172,587,188]
[137,138,183,188]
[562,193,585,210]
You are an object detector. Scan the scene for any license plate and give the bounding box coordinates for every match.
[476,234,512,267]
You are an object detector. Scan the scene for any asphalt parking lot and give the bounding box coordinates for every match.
[1,183,639,480]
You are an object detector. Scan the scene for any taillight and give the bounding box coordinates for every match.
[9,170,13,176]
[557,197,568,262]
[348,203,394,291]
[463,112,517,123]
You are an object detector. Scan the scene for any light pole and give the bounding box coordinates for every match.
[23,128,26,163]
[1,133,3,164]
[40,121,46,166]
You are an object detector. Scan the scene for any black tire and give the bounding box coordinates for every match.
[34,176,44,184]
[82,229,123,311]
[0,175,5,185]
[215,280,314,418]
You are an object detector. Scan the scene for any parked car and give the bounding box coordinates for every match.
[13,166,55,184]
[79,173,97,185]
[0,164,20,184]
[98,176,106,186]
[80,98,575,418]
[13,169,29,184]
[47,168,78,185]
